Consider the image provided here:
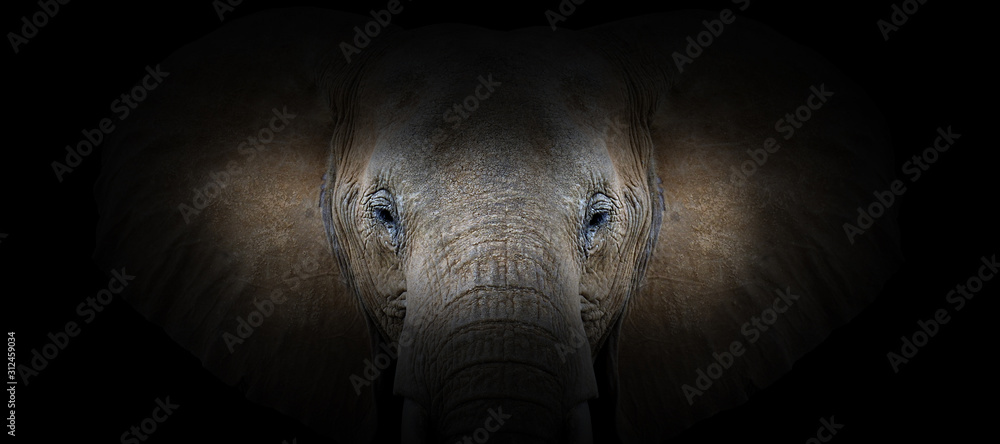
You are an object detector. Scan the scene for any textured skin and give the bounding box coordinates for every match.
[94,8,899,443]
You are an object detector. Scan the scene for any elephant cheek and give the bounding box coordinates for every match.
[579,271,622,346]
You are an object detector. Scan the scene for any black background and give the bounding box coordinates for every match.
[3,0,993,443]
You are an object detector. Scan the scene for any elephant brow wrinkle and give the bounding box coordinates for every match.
[440,285,560,314]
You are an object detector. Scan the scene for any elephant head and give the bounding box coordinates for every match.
[94,7,899,443]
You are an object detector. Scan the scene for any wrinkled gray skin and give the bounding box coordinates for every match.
[94,8,899,444]
[324,30,660,442]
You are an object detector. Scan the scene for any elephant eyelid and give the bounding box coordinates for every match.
[367,189,395,213]
[587,193,615,222]
[589,198,613,219]
[366,189,401,246]
[583,193,613,253]
[368,189,393,207]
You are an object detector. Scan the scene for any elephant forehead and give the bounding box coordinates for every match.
[369,127,612,214]
[361,113,623,232]
[370,104,619,192]
[361,86,618,187]
[353,27,631,210]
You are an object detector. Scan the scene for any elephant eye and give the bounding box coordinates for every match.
[376,208,394,225]
[368,190,401,248]
[588,211,608,228]
[583,193,613,253]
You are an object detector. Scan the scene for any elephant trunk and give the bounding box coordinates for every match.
[447,322,593,442]
[395,241,598,443]
[398,316,596,443]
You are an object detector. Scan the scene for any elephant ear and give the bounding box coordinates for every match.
[589,11,901,442]
[93,8,396,443]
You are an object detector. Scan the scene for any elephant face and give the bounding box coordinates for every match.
[324,38,660,439]
[94,8,900,444]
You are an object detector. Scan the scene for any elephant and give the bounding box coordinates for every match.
[93,7,900,443]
